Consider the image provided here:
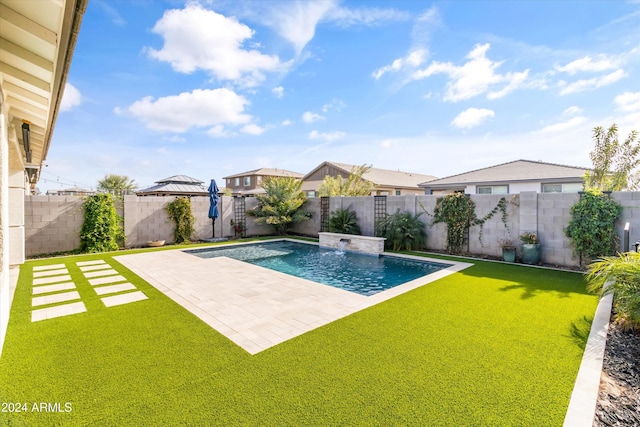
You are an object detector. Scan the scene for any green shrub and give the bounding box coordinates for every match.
[375,210,426,251]
[247,177,310,235]
[167,197,195,244]
[586,252,640,331]
[328,208,361,235]
[80,193,122,253]
[565,190,622,263]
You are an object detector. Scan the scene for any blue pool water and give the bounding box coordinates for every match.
[186,240,451,296]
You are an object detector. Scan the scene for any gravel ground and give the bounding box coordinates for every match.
[593,320,640,426]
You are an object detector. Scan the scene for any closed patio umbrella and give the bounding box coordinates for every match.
[208,179,220,238]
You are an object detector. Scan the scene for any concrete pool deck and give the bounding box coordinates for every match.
[114,242,472,355]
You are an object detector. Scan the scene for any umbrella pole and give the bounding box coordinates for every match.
[212,218,215,238]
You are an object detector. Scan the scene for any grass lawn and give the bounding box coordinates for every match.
[0,241,598,426]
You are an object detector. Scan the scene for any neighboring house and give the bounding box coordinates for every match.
[223,168,304,196]
[419,160,588,195]
[47,186,96,196]
[0,0,88,355]
[301,161,437,197]
[137,175,209,197]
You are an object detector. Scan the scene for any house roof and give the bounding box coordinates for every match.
[156,175,204,184]
[304,161,437,188]
[1,0,88,186]
[223,168,304,179]
[137,174,208,195]
[419,160,589,188]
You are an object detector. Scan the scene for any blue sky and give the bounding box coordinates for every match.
[43,0,640,192]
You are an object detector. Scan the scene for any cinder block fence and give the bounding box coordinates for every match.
[24,192,640,268]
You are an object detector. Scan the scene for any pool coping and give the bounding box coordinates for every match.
[115,238,472,355]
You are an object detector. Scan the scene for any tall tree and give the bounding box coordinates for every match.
[97,174,138,196]
[247,177,310,235]
[317,164,375,197]
[584,124,640,191]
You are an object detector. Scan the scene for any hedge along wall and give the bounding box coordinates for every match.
[23,192,640,267]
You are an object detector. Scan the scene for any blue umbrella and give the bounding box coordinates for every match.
[208,179,220,238]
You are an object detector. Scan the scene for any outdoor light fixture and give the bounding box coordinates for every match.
[21,121,32,163]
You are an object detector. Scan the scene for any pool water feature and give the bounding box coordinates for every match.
[187,240,451,296]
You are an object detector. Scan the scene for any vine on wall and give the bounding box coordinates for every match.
[430,193,509,254]
[167,197,195,244]
[565,190,622,264]
[80,193,123,253]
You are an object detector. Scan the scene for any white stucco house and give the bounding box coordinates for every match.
[419,160,588,195]
[0,0,87,355]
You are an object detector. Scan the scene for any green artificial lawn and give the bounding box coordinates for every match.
[0,241,598,426]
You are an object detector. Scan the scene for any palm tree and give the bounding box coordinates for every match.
[97,174,138,197]
[247,177,311,235]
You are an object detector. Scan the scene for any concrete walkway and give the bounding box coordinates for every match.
[115,246,471,355]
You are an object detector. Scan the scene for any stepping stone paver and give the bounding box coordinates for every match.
[33,268,68,278]
[76,260,106,266]
[93,283,136,295]
[101,291,147,307]
[33,264,65,271]
[83,269,118,278]
[89,275,127,286]
[32,282,76,295]
[32,291,81,307]
[33,275,72,286]
[79,264,112,272]
[32,302,86,322]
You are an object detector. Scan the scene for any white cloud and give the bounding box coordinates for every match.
[563,106,583,116]
[250,1,408,56]
[615,91,640,112]
[325,5,411,27]
[308,130,345,141]
[380,138,400,148]
[302,111,324,123]
[147,3,284,87]
[372,49,428,79]
[538,116,587,133]
[272,86,284,98]
[321,98,346,113]
[555,55,620,75]
[412,43,529,102]
[207,125,233,138]
[558,69,627,95]
[281,119,294,126]
[241,123,266,135]
[117,88,252,132]
[451,108,495,129]
[267,1,336,55]
[60,83,82,112]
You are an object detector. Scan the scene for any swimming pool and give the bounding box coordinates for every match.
[186,240,451,296]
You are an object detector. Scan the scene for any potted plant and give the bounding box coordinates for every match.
[519,231,540,265]
[499,238,516,263]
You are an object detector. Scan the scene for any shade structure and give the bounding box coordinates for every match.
[208,179,220,238]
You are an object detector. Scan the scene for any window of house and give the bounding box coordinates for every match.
[477,185,508,194]
[226,179,230,185]
[307,191,316,198]
[542,183,582,193]
[244,176,251,186]
[257,176,262,185]
[395,190,401,196]
[234,178,240,186]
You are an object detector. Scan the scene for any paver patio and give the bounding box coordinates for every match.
[115,244,472,354]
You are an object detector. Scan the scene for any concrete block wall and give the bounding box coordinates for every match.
[290,197,320,236]
[26,192,640,268]
[123,195,174,247]
[537,192,580,266]
[25,195,84,256]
